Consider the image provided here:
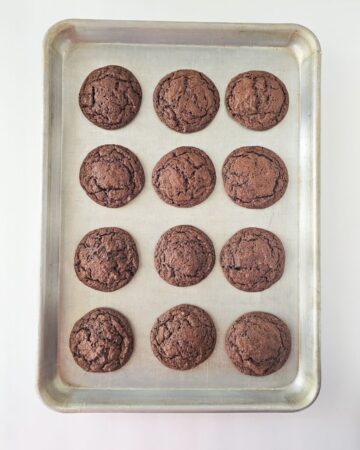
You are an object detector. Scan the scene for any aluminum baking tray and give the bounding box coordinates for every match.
[39,20,320,412]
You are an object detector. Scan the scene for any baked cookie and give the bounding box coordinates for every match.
[154,225,215,287]
[225,311,291,376]
[150,304,216,370]
[222,146,288,209]
[69,307,133,372]
[152,146,216,207]
[79,144,145,208]
[79,65,142,129]
[225,70,289,130]
[153,69,219,133]
[74,227,138,292]
[220,227,285,292]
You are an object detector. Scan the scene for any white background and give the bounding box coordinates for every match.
[1,0,359,449]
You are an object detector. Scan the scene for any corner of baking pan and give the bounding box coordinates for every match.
[43,19,80,56]
[37,376,67,413]
[286,372,321,413]
[286,23,321,66]
[288,23,321,51]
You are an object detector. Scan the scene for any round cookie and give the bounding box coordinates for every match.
[79,144,145,208]
[153,69,219,133]
[150,304,216,370]
[152,146,216,208]
[69,307,133,372]
[222,146,288,209]
[154,225,215,287]
[225,312,291,376]
[74,227,138,292]
[225,70,289,130]
[220,227,285,292]
[79,65,142,129]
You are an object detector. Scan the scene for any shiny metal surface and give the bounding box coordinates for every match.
[39,20,320,412]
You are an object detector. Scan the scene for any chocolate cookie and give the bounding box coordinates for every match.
[150,304,216,370]
[79,144,145,208]
[69,307,133,372]
[79,65,142,129]
[225,71,289,130]
[153,69,219,133]
[154,225,215,287]
[222,146,288,209]
[220,227,285,292]
[74,227,138,292]
[225,312,291,376]
[152,146,216,208]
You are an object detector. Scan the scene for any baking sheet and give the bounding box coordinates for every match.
[39,20,320,411]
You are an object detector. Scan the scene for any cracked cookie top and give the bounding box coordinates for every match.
[220,227,285,292]
[222,146,288,209]
[150,304,216,370]
[69,307,134,372]
[154,225,215,287]
[152,146,216,208]
[74,227,138,292]
[225,311,291,376]
[225,71,289,131]
[79,144,145,208]
[79,65,142,130]
[153,69,220,133]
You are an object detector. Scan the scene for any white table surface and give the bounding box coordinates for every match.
[2,1,359,449]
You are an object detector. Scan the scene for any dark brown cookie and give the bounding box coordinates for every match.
[79,144,145,208]
[225,312,291,376]
[225,71,289,130]
[150,304,216,370]
[154,225,215,287]
[220,227,285,292]
[222,146,288,209]
[69,307,133,372]
[152,146,216,208]
[74,227,138,292]
[79,65,142,129]
[153,69,219,133]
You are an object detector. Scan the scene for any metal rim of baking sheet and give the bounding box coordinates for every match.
[39,19,321,412]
